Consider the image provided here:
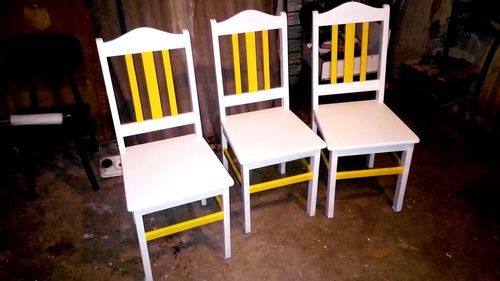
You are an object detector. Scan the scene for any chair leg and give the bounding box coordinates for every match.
[133,212,153,281]
[75,139,99,191]
[326,151,339,218]
[222,189,231,258]
[201,199,207,206]
[279,163,286,174]
[393,145,414,212]
[221,131,228,170]
[367,153,375,168]
[306,151,321,216]
[242,165,251,233]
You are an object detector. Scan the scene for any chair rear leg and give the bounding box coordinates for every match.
[306,151,321,216]
[75,139,99,191]
[279,163,286,174]
[242,166,251,233]
[326,151,339,218]
[367,153,375,168]
[221,131,228,170]
[393,145,414,212]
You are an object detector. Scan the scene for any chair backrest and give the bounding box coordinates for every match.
[96,28,202,155]
[312,2,390,109]
[210,10,289,122]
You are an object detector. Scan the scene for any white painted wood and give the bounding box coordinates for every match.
[325,151,338,218]
[223,107,325,166]
[222,87,287,108]
[307,151,321,216]
[315,101,419,151]
[214,10,287,35]
[393,146,415,212]
[316,80,381,96]
[133,213,153,281]
[96,28,233,280]
[222,189,231,258]
[311,3,419,218]
[314,2,387,26]
[122,134,233,212]
[97,27,189,56]
[211,11,326,233]
[242,166,251,233]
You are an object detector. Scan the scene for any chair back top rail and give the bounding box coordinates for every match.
[96,27,190,56]
[313,2,388,26]
[211,10,286,35]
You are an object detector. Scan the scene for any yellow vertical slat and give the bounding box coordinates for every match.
[141,51,163,119]
[124,54,144,122]
[343,23,356,83]
[245,31,258,92]
[360,22,369,81]
[330,25,338,84]
[231,34,242,94]
[262,30,270,90]
[161,50,178,116]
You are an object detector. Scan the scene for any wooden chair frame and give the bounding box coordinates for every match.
[96,28,233,280]
[311,2,419,218]
[211,10,325,233]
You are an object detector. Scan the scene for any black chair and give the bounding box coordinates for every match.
[0,33,99,199]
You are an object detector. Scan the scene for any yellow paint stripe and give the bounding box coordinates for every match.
[225,148,313,194]
[262,30,270,89]
[392,152,402,165]
[343,23,356,82]
[162,50,178,115]
[224,148,242,183]
[337,166,404,180]
[141,51,163,119]
[321,150,403,179]
[321,150,330,169]
[145,211,223,241]
[215,195,222,208]
[360,22,369,81]
[125,54,144,121]
[330,25,338,84]
[300,158,310,170]
[231,34,242,94]
[250,172,313,194]
[245,32,258,92]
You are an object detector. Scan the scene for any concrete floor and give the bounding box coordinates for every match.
[0,104,499,281]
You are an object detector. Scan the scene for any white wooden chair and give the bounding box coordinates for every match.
[311,2,420,218]
[96,28,233,281]
[210,10,325,233]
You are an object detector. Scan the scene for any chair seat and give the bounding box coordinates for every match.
[315,100,419,151]
[122,134,234,213]
[224,107,325,166]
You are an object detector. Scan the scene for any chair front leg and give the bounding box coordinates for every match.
[307,151,321,216]
[133,212,153,281]
[393,145,414,212]
[326,151,339,218]
[242,165,251,233]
